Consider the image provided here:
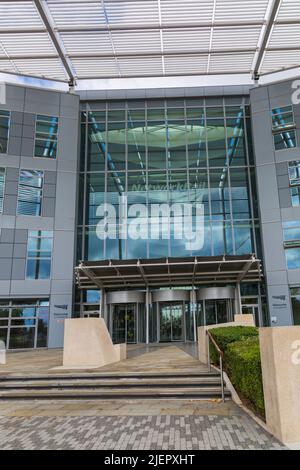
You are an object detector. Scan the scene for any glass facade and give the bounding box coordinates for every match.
[271,106,297,150]
[283,220,300,269]
[291,288,300,326]
[78,96,259,261]
[26,231,53,280]
[0,299,49,349]
[0,110,10,154]
[34,115,58,159]
[17,169,43,216]
[288,160,300,206]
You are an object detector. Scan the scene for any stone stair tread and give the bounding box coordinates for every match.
[0,378,222,388]
[0,371,219,381]
[0,387,230,399]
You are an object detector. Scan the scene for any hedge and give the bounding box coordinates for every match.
[209,326,258,364]
[209,326,265,417]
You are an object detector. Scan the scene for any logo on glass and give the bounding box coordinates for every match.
[96,196,205,251]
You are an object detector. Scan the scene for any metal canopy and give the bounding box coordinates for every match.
[76,255,263,290]
[0,0,300,83]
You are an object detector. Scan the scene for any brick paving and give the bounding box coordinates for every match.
[0,413,286,450]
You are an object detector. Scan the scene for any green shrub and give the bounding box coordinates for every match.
[209,326,258,364]
[208,326,264,417]
[226,337,265,417]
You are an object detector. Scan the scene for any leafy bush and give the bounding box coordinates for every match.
[226,337,264,416]
[209,326,258,364]
[209,326,264,417]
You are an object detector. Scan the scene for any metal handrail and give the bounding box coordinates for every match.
[206,330,225,402]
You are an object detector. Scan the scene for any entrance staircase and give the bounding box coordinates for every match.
[0,370,230,400]
[0,345,231,401]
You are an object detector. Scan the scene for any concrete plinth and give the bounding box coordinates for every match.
[62,318,126,369]
[259,326,300,446]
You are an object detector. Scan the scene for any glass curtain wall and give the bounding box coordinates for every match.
[78,97,259,261]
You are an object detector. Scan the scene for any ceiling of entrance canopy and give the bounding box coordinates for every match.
[0,1,300,83]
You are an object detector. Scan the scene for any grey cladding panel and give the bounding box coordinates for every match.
[22,125,35,140]
[5,167,19,182]
[14,229,28,244]
[42,197,56,218]
[0,244,13,258]
[277,174,289,189]
[10,111,23,125]
[20,138,34,158]
[13,243,27,258]
[4,181,18,196]
[11,259,26,280]
[0,259,12,280]
[278,188,292,209]
[3,195,17,216]
[0,229,14,244]
[44,171,57,185]
[10,123,22,138]
[276,162,288,176]
[22,113,36,127]
[7,137,21,156]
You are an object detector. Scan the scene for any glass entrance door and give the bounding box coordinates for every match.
[204,299,232,325]
[242,305,259,326]
[112,303,137,343]
[159,302,184,342]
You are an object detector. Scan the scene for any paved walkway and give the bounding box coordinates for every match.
[0,411,285,450]
[0,345,286,450]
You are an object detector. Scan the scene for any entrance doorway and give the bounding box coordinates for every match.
[159,302,184,342]
[111,303,137,344]
[242,304,259,326]
[197,298,234,326]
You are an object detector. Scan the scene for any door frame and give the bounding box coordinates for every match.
[241,304,259,326]
[109,302,139,344]
[158,301,186,342]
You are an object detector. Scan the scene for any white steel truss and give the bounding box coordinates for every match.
[0,0,299,83]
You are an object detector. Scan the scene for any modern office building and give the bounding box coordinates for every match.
[0,0,300,349]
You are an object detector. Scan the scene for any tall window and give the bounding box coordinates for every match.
[0,110,10,154]
[271,106,297,150]
[290,288,300,326]
[0,168,5,213]
[17,169,43,216]
[0,299,49,349]
[34,115,58,159]
[26,231,53,280]
[288,160,300,206]
[283,220,300,269]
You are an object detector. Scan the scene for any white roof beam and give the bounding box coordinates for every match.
[33,0,76,84]
[253,0,282,80]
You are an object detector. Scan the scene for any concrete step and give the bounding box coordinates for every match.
[0,376,222,389]
[0,386,230,400]
[0,371,219,382]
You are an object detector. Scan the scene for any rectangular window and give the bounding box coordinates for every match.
[17,169,43,216]
[34,114,58,159]
[0,167,5,213]
[283,220,300,269]
[290,288,300,326]
[271,106,297,150]
[26,231,53,280]
[0,298,49,349]
[0,110,10,154]
[288,160,300,206]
